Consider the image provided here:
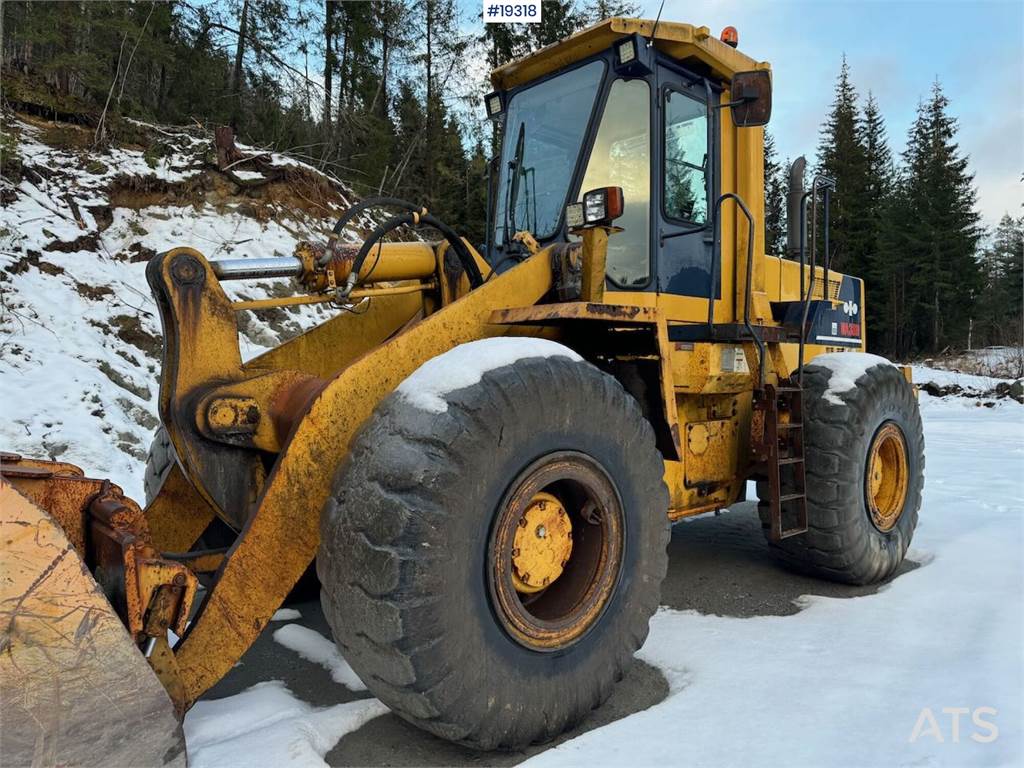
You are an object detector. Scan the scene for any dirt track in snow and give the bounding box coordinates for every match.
[203,501,916,766]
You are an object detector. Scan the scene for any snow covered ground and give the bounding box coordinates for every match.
[181,390,1023,768]
[526,392,1023,768]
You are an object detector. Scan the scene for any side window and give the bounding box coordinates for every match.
[578,78,651,287]
[663,90,708,224]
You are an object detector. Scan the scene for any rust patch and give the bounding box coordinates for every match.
[268,376,327,445]
[585,302,642,319]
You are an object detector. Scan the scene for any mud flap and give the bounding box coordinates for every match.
[0,481,186,767]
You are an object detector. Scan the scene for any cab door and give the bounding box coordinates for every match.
[656,64,719,298]
[575,76,653,290]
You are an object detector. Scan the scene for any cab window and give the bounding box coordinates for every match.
[577,78,651,287]
[663,89,708,224]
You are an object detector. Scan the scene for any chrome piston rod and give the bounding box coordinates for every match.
[210,257,303,281]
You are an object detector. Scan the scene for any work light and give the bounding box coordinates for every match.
[565,187,625,229]
[613,33,653,76]
[616,38,636,65]
[565,202,585,229]
[484,91,504,119]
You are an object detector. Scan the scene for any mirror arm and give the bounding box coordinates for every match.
[711,97,754,111]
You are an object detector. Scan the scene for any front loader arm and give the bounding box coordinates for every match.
[170,248,553,703]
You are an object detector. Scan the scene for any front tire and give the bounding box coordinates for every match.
[318,351,669,750]
[758,356,925,585]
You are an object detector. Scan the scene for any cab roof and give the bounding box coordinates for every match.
[489,17,769,91]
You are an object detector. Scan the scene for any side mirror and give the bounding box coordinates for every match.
[729,70,772,127]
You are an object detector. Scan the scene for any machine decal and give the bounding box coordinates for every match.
[809,275,862,346]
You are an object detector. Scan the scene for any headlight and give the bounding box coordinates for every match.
[565,187,625,230]
[584,191,607,222]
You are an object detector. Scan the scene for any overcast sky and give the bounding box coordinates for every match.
[629,0,1023,228]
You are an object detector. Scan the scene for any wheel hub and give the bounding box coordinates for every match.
[489,452,624,652]
[866,422,909,532]
[512,492,573,593]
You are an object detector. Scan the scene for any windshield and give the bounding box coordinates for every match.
[493,60,605,247]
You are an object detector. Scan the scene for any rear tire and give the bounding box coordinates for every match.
[758,357,924,585]
[318,352,670,750]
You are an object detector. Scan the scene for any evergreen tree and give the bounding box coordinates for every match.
[410,0,467,208]
[875,172,914,355]
[815,55,867,275]
[899,81,983,353]
[763,131,786,256]
[856,91,894,348]
[530,2,583,49]
[224,0,290,129]
[322,0,337,135]
[582,0,641,24]
[978,214,1024,348]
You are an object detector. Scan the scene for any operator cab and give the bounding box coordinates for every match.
[485,19,770,300]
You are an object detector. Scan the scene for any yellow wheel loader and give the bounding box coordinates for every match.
[1,18,924,765]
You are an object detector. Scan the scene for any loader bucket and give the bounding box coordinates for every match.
[0,479,186,767]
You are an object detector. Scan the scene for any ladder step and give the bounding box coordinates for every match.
[778,422,803,430]
[778,457,804,465]
[779,493,806,503]
[776,387,802,393]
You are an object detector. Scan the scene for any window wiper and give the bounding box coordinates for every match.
[503,122,526,245]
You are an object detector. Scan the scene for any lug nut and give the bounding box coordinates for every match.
[512,548,520,557]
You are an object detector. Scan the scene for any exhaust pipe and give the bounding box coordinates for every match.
[786,156,807,260]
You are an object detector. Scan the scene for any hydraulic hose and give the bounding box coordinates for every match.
[338,210,484,297]
[328,197,425,243]
[327,196,484,295]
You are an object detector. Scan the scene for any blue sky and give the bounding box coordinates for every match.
[637,0,1024,228]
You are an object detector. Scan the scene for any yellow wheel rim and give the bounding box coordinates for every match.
[511,492,573,593]
[866,423,909,532]
[489,452,624,651]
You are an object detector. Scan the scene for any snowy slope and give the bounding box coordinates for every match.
[0,114,361,499]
